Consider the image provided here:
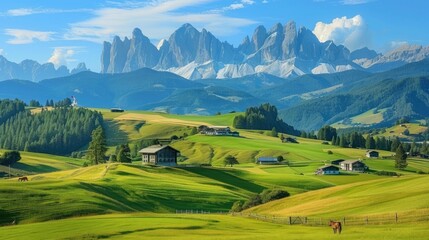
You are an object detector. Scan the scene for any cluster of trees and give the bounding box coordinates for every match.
[44,98,72,108]
[231,189,290,212]
[317,125,337,141]
[29,100,42,107]
[108,144,135,163]
[0,150,21,166]
[329,131,429,156]
[233,103,300,136]
[0,99,26,125]
[0,107,103,155]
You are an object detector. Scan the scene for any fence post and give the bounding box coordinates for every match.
[343,217,346,225]
[289,216,292,225]
[396,213,398,223]
[366,216,368,225]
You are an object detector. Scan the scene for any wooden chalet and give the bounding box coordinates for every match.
[139,145,180,166]
[340,160,367,172]
[315,165,340,175]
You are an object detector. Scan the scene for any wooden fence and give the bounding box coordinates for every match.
[231,210,429,226]
[175,209,228,215]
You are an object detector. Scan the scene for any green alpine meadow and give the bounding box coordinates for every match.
[1,1,429,239]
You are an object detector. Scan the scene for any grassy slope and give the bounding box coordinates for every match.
[0,150,81,177]
[2,109,429,238]
[332,108,387,128]
[1,213,428,240]
[1,163,267,224]
[249,175,429,218]
[373,123,428,140]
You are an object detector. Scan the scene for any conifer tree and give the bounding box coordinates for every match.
[395,144,408,169]
[87,126,107,165]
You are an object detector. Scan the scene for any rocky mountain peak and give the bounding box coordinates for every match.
[99,22,429,79]
[252,25,268,51]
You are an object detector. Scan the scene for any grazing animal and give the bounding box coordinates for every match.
[329,220,342,234]
[18,177,28,182]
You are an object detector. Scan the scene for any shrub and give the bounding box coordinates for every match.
[0,151,21,165]
[376,170,400,176]
[327,150,333,154]
[232,189,290,212]
[230,201,243,212]
[241,194,262,209]
[260,189,290,204]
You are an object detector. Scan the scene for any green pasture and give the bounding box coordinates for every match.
[0,164,263,224]
[332,108,387,128]
[250,175,429,218]
[0,150,81,177]
[173,134,368,165]
[1,213,428,240]
[372,123,428,140]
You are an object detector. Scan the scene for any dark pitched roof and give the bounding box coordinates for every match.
[139,145,179,154]
[318,165,339,170]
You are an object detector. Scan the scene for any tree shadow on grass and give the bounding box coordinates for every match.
[104,120,129,146]
[181,167,265,194]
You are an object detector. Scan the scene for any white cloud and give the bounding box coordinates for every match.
[313,15,370,51]
[0,49,4,55]
[65,0,256,43]
[225,3,245,10]
[222,0,255,11]
[47,47,79,68]
[390,41,409,49]
[262,0,269,3]
[5,29,55,44]
[6,8,91,16]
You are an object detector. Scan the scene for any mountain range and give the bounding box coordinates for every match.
[0,56,88,82]
[101,22,429,79]
[0,59,428,131]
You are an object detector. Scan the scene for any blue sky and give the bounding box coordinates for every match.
[0,0,427,72]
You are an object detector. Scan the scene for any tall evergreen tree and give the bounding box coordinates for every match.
[395,144,408,169]
[365,135,376,149]
[87,126,107,165]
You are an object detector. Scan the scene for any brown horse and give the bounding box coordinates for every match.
[18,176,28,182]
[329,220,342,234]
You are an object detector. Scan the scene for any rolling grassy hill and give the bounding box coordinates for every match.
[0,164,259,224]
[0,150,81,177]
[2,109,429,239]
[370,123,428,141]
[249,175,429,218]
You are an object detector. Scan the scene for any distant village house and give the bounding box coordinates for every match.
[139,145,180,166]
[200,126,239,137]
[255,157,279,165]
[366,150,379,158]
[282,137,298,143]
[111,108,124,112]
[340,160,368,172]
[315,165,340,175]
